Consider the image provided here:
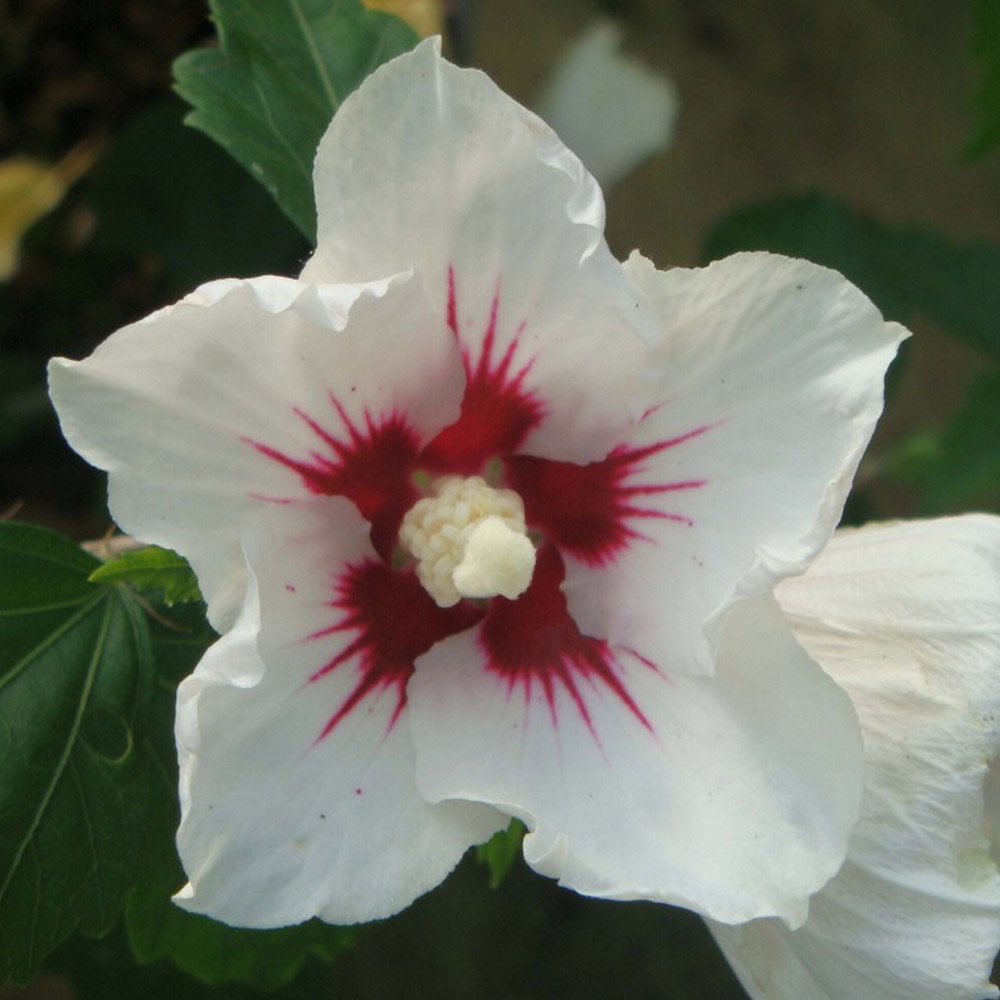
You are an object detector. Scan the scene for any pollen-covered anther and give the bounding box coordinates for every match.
[399,475,537,607]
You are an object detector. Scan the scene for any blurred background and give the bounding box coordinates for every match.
[1,0,998,997]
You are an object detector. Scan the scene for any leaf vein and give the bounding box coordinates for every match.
[0,596,92,618]
[0,599,113,910]
[70,754,104,926]
[289,0,339,109]
[0,596,103,694]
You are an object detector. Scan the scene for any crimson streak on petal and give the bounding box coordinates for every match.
[479,544,652,734]
[507,428,711,566]
[308,560,484,741]
[421,267,545,474]
[246,398,422,559]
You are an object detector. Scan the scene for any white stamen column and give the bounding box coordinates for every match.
[399,476,537,607]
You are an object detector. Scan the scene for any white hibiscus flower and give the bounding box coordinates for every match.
[49,40,904,932]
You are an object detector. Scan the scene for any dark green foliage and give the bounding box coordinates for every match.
[890,370,1000,512]
[0,523,153,984]
[968,0,1000,157]
[87,99,308,293]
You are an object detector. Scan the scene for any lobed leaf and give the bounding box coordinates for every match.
[173,0,417,242]
[0,522,153,984]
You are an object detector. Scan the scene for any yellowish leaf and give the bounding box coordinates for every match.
[0,143,97,280]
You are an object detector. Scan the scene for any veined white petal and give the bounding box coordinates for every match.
[409,587,862,926]
[560,251,904,676]
[48,272,463,630]
[710,516,1000,1000]
[176,497,503,926]
[304,38,657,464]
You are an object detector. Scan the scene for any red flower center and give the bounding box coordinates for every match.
[246,267,709,738]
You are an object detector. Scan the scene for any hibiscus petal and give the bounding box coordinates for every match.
[535,19,679,188]
[408,583,863,925]
[710,516,1000,1000]
[176,496,504,926]
[557,250,905,675]
[48,272,464,629]
[303,38,656,464]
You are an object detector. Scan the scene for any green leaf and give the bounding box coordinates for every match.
[0,522,153,984]
[87,99,307,293]
[124,603,357,988]
[128,890,357,990]
[475,819,525,889]
[173,0,418,242]
[704,192,1000,363]
[888,370,1000,513]
[89,545,202,606]
[968,0,1000,158]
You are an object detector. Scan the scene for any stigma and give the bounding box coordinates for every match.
[399,475,537,607]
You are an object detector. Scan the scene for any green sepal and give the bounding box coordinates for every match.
[89,545,202,606]
[476,819,526,889]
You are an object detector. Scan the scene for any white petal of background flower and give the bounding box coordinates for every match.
[710,516,1000,1000]
[175,496,505,926]
[560,251,906,676]
[536,19,679,188]
[409,592,862,926]
[303,37,657,464]
[48,272,464,630]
